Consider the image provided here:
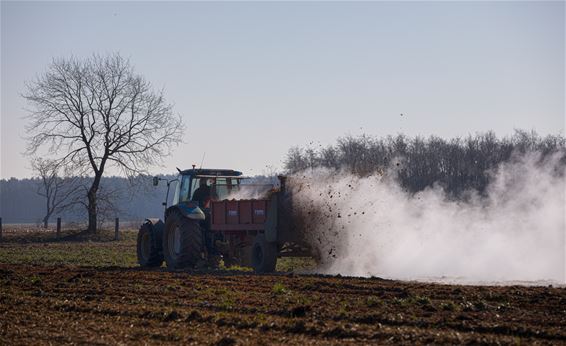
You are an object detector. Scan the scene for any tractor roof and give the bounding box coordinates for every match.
[179,168,243,177]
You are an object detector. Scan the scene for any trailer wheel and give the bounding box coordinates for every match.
[163,211,203,270]
[137,221,164,267]
[251,234,277,273]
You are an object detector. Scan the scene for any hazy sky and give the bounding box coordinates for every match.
[1,1,564,179]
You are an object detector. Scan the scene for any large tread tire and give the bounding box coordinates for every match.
[251,234,278,273]
[163,211,204,270]
[137,221,164,267]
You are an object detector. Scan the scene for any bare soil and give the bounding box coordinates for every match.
[1,263,565,345]
[0,227,565,345]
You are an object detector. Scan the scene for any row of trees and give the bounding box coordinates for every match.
[0,174,175,225]
[285,131,565,196]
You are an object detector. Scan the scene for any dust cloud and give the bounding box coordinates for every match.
[289,153,566,284]
[226,177,279,200]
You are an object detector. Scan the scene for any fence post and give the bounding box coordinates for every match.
[0,217,3,242]
[56,217,61,239]
[114,218,120,241]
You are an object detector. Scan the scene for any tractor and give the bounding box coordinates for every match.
[136,167,308,272]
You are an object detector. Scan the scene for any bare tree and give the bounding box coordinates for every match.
[31,158,81,228]
[24,54,184,233]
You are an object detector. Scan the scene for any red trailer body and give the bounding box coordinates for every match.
[210,199,271,231]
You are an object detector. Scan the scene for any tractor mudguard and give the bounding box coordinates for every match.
[173,203,206,221]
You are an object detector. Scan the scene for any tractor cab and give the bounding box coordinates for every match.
[172,168,244,209]
[160,168,245,222]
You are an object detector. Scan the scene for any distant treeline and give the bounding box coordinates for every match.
[0,175,176,224]
[0,174,274,224]
[3,130,565,223]
[285,130,566,196]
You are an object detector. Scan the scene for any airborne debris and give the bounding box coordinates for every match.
[287,153,565,284]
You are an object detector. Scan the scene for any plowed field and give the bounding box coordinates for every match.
[0,228,565,345]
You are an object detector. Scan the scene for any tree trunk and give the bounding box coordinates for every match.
[44,197,51,228]
[87,192,97,233]
[87,174,102,234]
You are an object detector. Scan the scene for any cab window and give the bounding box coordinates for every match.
[212,178,241,200]
[189,178,200,201]
[212,178,227,200]
[178,175,191,203]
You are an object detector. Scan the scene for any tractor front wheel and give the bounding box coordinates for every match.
[136,221,164,267]
[251,234,277,273]
[163,211,204,270]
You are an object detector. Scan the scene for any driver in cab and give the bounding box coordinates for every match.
[192,179,212,208]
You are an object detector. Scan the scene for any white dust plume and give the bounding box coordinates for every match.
[289,153,566,284]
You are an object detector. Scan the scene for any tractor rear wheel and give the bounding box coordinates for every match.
[163,211,204,270]
[251,234,277,273]
[136,221,164,267]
